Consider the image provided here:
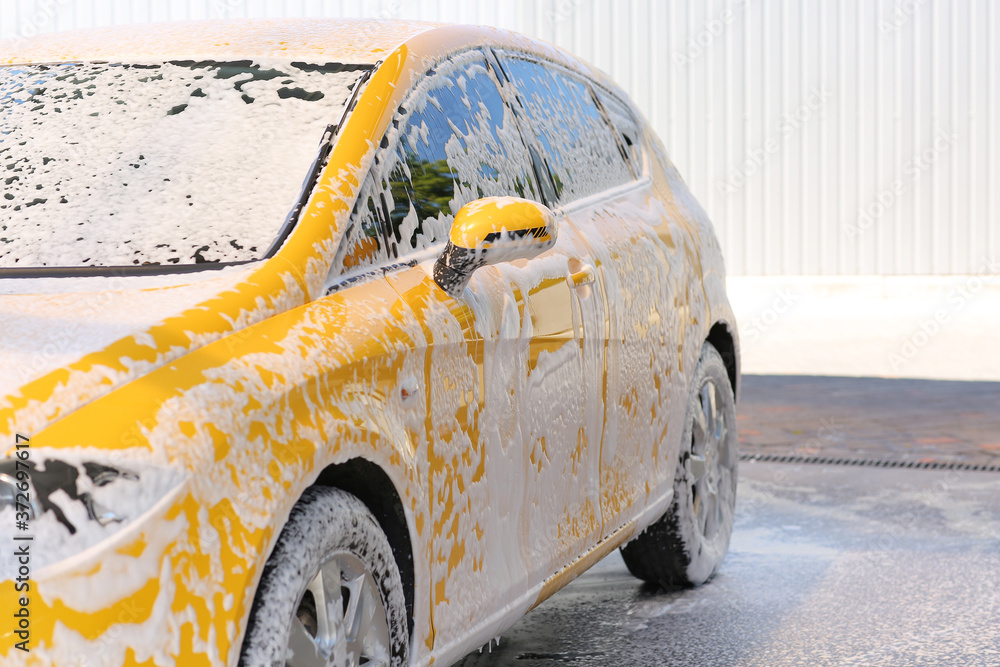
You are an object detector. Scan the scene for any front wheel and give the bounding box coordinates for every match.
[620,342,739,588]
[240,486,409,667]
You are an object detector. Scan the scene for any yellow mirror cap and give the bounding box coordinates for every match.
[449,197,554,249]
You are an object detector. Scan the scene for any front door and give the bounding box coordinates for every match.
[332,48,609,650]
[485,217,607,579]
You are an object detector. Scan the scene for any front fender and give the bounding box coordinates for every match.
[1,278,430,666]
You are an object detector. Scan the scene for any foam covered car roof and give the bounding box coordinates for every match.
[0,17,442,65]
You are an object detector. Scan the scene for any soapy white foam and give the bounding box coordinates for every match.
[0,61,362,268]
[0,265,256,400]
[0,451,186,582]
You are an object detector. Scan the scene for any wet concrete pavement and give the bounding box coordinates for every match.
[456,376,1000,666]
[457,462,1000,666]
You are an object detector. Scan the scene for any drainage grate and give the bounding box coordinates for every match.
[740,452,1000,473]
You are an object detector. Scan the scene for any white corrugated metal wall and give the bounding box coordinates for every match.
[1,0,996,277]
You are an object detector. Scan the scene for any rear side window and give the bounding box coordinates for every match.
[339,50,538,272]
[595,88,645,176]
[497,54,633,204]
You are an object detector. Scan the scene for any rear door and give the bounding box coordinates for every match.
[495,52,681,536]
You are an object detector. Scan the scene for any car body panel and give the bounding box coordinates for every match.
[0,19,739,667]
[0,267,257,401]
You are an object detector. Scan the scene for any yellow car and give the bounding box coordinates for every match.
[0,18,740,667]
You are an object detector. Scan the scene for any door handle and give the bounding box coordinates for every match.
[569,265,596,288]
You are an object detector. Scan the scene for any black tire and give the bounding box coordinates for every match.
[620,342,739,588]
[240,486,409,667]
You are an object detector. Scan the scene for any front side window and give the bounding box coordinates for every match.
[339,50,538,272]
[0,61,367,268]
[497,54,633,204]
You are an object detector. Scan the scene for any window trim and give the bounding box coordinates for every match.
[557,173,652,217]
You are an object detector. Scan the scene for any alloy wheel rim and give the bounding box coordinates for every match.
[285,550,391,667]
[688,379,733,540]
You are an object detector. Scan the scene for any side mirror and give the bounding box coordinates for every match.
[433,197,560,296]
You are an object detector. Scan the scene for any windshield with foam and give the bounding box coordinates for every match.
[0,60,366,269]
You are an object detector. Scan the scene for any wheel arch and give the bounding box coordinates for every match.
[311,457,416,641]
[707,320,740,401]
